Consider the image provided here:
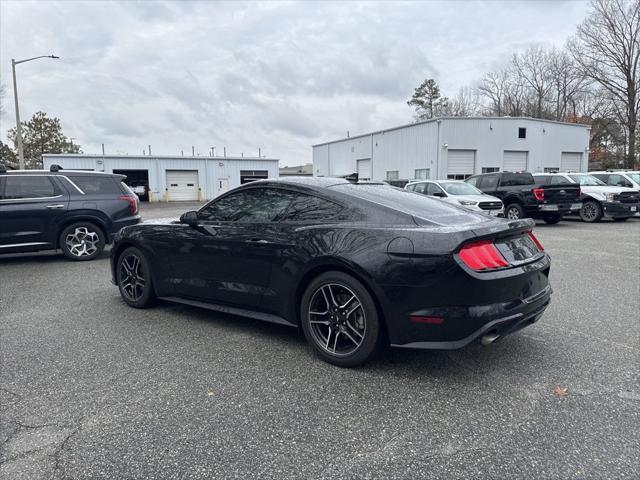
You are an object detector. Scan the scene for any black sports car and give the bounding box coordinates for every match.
[110,177,551,367]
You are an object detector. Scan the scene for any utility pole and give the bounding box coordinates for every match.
[11,55,59,169]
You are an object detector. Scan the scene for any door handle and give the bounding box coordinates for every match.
[46,204,65,209]
[247,239,271,244]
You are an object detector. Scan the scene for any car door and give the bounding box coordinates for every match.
[0,175,69,252]
[478,174,501,198]
[170,187,294,308]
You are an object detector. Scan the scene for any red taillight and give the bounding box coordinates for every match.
[458,240,509,271]
[532,188,545,201]
[527,231,544,252]
[410,315,445,325]
[119,195,138,216]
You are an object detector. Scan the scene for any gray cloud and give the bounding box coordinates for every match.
[0,0,589,165]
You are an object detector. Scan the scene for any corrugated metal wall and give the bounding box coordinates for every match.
[42,155,279,201]
[313,118,590,181]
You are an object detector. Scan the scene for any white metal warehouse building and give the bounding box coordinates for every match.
[312,117,590,182]
[42,154,279,202]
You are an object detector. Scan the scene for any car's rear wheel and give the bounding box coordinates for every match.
[117,247,155,308]
[300,271,381,367]
[505,203,525,220]
[542,214,562,224]
[580,200,603,223]
[59,222,105,261]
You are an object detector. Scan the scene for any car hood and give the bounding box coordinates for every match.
[142,217,180,225]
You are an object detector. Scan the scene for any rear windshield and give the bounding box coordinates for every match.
[331,184,490,226]
[500,172,534,186]
[66,175,122,194]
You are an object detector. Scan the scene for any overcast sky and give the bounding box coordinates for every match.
[0,0,590,166]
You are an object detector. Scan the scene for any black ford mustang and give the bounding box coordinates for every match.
[110,177,551,367]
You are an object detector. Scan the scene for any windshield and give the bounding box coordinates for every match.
[440,182,483,195]
[569,174,606,186]
[627,173,640,183]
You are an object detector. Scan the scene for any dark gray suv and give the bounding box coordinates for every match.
[0,163,141,260]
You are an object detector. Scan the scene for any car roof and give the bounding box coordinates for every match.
[1,169,119,176]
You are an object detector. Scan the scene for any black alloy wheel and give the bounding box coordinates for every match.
[117,247,155,308]
[301,271,381,367]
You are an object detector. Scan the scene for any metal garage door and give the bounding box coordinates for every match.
[447,150,475,179]
[166,170,199,201]
[503,151,528,172]
[560,152,582,172]
[357,159,372,180]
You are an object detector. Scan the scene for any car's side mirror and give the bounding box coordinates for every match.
[180,211,199,226]
[432,191,445,198]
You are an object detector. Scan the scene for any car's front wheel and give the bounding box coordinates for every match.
[116,247,155,308]
[580,200,603,223]
[59,222,105,261]
[300,271,382,367]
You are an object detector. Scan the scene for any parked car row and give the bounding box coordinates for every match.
[405,170,640,224]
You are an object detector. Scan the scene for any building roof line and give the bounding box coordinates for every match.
[42,154,279,161]
[312,116,591,147]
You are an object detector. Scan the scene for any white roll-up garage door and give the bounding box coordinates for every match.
[560,152,582,172]
[447,150,475,177]
[503,151,528,172]
[357,159,372,180]
[166,170,199,201]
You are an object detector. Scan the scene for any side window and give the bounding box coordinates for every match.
[405,184,415,191]
[2,176,59,200]
[66,175,121,194]
[280,192,342,221]
[426,183,444,196]
[198,188,292,222]
[413,183,427,194]
[608,174,631,187]
[481,175,499,189]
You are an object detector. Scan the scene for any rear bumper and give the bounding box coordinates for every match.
[602,202,639,218]
[391,286,551,350]
[382,254,552,349]
[528,202,581,217]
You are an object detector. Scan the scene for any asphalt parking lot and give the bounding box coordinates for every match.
[1,204,639,479]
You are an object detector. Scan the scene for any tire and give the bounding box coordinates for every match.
[116,247,156,308]
[505,203,525,220]
[300,271,382,367]
[580,200,603,223]
[542,214,562,224]
[613,217,629,222]
[59,222,105,261]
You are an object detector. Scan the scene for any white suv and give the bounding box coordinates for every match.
[533,173,639,222]
[405,180,504,216]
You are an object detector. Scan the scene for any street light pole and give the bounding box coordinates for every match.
[10,55,59,169]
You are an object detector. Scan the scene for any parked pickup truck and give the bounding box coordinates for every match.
[534,172,639,222]
[466,171,582,223]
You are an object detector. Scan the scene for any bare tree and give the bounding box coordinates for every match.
[512,45,555,118]
[447,86,482,116]
[478,70,508,115]
[569,0,640,168]
[548,47,589,120]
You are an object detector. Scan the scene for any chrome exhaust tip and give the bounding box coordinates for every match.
[481,333,501,346]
